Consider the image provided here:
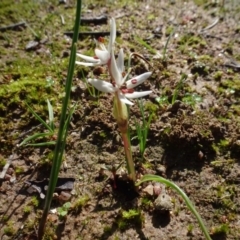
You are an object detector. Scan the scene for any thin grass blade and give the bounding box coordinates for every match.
[26,141,56,147]
[47,99,54,131]
[19,132,53,146]
[136,174,212,240]
[26,102,53,133]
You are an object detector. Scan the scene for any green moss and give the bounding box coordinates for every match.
[144,101,158,114]
[162,70,172,78]
[47,151,54,162]
[198,54,212,62]
[219,139,230,148]
[141,196,153,209]
[212,139,230,154]
[178,34,206,48]
[3,221,15,236]
[24,219,36,232]
[187,224,194,234]
[117,219,128,230]
[193,0,206,5]
[182,93,202,107]
[165,25,174,36]
[15,166,24,175]
[72,195,90,212]
[30,196,39,207]
[23,205,32,214]
[2,215,8,222]
[147,14,155,20]
[211,224,229,235]
[117,209,144,230]
[122,209,140,220]
[214,184,237,211]
[220,78,240,96]
[103,225,112,233]
[99,131,107,138]
[213,71,223,81]
[42,222,57,240]
[0,158,6,169]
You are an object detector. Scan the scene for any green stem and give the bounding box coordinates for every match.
[114,95,136,181]
[37,1,82,239]
[136,174,212,240]
[121,132,136,181]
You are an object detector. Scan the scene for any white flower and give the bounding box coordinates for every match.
[76,18,116,67]
[88,49,152,105]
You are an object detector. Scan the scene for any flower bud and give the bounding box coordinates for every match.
[113,95,128,133]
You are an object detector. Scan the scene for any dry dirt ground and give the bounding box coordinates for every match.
[0,0,240,239]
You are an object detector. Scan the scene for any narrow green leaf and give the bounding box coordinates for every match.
[38,1,82,238]
[136,174,211,240]
[26,141,56,147]
[47,99,54,131]
[19,132,53,146]
[25,102,53,133]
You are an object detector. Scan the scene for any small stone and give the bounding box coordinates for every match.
[10,175,16,183]
[154,190,173,211]
[142,184,154,196]
[198,150,204,159]
[25,40,39,51]
[153,182,162,196]
[156,165,166,175]
[59,191,71,202]
[50,208,57,214]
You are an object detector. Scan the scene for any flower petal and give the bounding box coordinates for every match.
[88,79,116,93]
[124,90,152,99]
[95,49,110,64]
[99,42,107,51]
[110,51,122,86]
[76,61,99,66]
[76,53,100,63]
[108,18,116,52]
[126,72,152,89]
[116,48,125,74]
[118,92,134,105]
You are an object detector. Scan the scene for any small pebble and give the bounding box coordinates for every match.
[154,189,173,211]
[59,191,71,202]
[153,182,162,196]
[142,184,154,196]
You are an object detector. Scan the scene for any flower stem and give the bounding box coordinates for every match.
[114,94,136,181]
[121,131,136,181]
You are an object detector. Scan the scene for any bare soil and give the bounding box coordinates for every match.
[0,0,240,239]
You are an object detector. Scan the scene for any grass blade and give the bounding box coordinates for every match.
[26,102,53,133]
[136,174,211,240]
[38,0,82,238]
[19,132,53,146]
[26,141,56,147]
[47,99,54,131]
